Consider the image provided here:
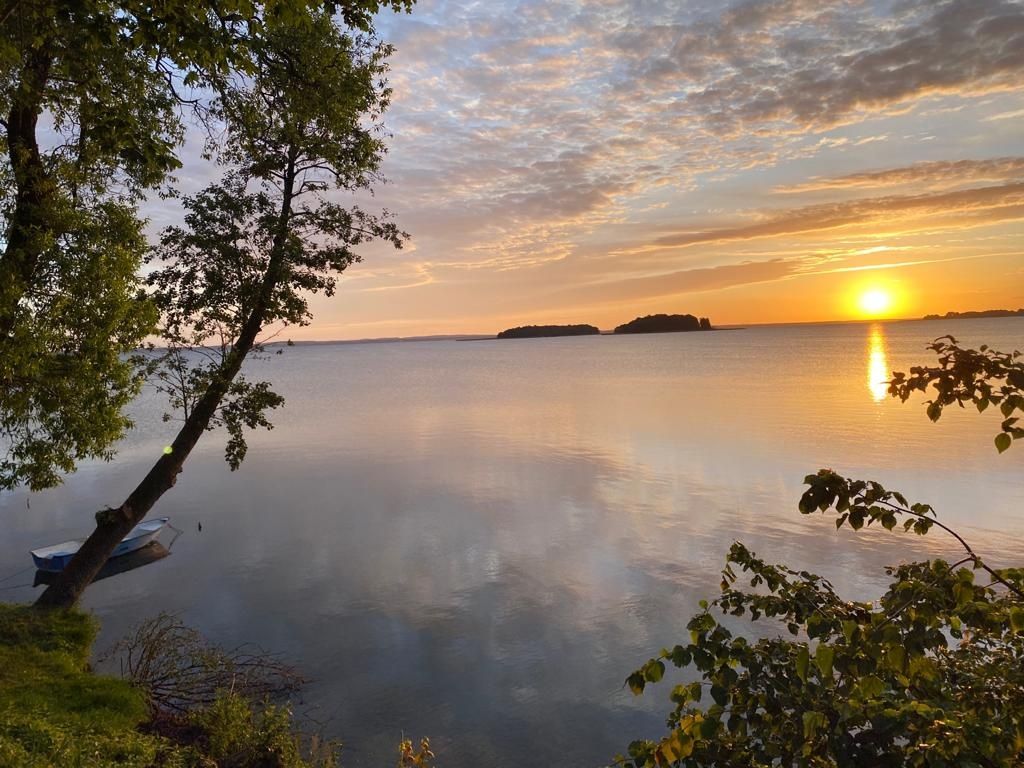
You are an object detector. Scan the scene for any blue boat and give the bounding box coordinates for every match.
[30,518,170,573]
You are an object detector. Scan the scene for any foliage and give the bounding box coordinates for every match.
[888,336,1024,453]
[620,339,1024,768]
[0,201,156,490]
[34,5,409,609]
[191,692,340,768]
[142,11,404,469]
[0,0,194,491]
[0,0,414,491]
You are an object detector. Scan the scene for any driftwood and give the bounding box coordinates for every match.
[101,612,306,713]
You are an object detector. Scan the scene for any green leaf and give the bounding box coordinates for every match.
[841,621,857,643]
[642,660,665,684]
[857,675,885,698]
[802,711,826,740]
[795,645,809,682]
[660,730,693,762]
[626,672,645,696]
[815,644,834,680]
[710,684,728,707]
[995,433,1011,453]
[886,645,905,672]
[1011,607,1024,632]
[669,645,691,668]
[670,684,690,705]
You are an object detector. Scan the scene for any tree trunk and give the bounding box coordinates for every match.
[0,42,55,342]
[35,158,298,609]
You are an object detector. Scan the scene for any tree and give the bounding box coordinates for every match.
[35,9,406,609]
[620,337,1024,767]
[0,0,412,491]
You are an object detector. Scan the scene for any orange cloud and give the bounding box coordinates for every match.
[651,183,1024,250]
[776,157,1024,194]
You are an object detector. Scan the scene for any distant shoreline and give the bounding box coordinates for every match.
[922,309,1024,321]
[260,314,1019,348]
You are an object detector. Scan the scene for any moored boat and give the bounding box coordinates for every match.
[30,518,170,573]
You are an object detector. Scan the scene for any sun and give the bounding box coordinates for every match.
[859,288,892,317]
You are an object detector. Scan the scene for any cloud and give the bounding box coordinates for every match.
[776,157,1024,193]
[650,182,1024,249]
[373,0,1024,262]
[608,0,1024,131]
[984,107,1024,121]
[550,258,802,307]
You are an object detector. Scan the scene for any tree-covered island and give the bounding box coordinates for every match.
[496,324,600,339]
[614,314,713,334]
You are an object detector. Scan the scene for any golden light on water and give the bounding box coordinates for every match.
[867,324,889,402]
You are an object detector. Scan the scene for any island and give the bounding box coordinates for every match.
[923,309,1024,320]
[613,314,713,334]
[496,324,601,339]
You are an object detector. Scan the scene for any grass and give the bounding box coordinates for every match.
[0,602,344,768]
[0,603,178,767]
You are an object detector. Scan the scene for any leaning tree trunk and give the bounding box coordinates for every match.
[0,42,55,342]
[34,162,297,609]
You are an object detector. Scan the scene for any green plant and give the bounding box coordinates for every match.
[619,338,1024,767]
[398,737,436,768]
[192,691,340,768]
[0,604,179,768]
[0,604,341,768]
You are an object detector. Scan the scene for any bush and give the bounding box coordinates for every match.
[192,692,338,768]
[620,338,1024,767]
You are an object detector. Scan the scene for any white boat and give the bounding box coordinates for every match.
[30,518,170,573]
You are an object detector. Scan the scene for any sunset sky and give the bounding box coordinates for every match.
[182,0,1024,339]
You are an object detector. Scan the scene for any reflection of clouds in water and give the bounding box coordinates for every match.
[867,324,890,403]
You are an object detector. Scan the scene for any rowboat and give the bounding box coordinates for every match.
[30,518,170,573]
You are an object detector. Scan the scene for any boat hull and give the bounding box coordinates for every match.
[30,518,170,573]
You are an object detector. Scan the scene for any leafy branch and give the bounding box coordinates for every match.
[889,336,1024,452]
[800,469,1024,601]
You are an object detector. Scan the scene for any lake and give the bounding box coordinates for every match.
[2,318,1022,767]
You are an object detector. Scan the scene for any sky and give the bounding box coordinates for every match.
[181,0,1024,339]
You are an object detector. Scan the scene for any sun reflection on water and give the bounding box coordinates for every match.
[867,324,890,402]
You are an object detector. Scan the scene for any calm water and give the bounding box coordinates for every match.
[2,318,1023,766]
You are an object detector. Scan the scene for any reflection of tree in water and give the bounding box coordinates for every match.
[867,324,889,402]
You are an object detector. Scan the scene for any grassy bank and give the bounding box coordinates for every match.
[0,603,175,767]
[0,603,340,768]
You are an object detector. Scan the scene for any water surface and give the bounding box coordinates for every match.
[2,318,1022,766]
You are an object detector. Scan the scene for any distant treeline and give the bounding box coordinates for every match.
[496,314,713,339]
[497,324,600,339]
[923,309,1024,320]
